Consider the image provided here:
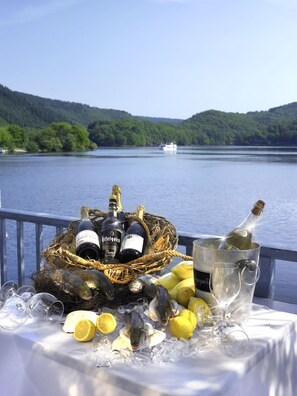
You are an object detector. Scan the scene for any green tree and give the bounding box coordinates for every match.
[34,122,94,152]
[0,127,13,147]
[7,124,27,147]
[25,141,39,152]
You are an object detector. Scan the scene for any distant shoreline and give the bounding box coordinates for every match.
[14,148,27,153]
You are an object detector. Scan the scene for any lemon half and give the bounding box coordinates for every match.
[74,319,96,342]
[96,312,117,334]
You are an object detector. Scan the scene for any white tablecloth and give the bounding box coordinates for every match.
[1,302,297,396]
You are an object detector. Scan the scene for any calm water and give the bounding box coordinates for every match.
[1,146,297,302]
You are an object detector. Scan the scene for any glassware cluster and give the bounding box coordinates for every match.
[0,280,64,331]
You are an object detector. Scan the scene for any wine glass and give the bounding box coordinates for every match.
[17,285,36,303]
[28,292,64,325]
[209,262,250,358]
[0,295,30,331]
[209,262,241,323]
[0,281,18,303]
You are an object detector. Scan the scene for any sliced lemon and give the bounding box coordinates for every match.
[63,310,98,333]
[155,272,180,290]
[176,287,195,307]
[96,312,117,334]
[171,261,194,280]
[73,319,96,342]
[169,316,193,340]
[179,309,197,331]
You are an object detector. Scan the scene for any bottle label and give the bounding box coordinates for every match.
[193,268,210,293]
[102,230,122,246]
[76,230,100,248]
[120,234,144,253]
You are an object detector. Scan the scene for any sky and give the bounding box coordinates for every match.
[0,0,297,119]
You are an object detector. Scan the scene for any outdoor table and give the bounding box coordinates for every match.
[0,300,296,396]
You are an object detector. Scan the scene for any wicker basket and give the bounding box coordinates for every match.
[35,207,192,312]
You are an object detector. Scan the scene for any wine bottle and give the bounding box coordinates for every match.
[119,205,146,263]
[101,194,123,261]
[75,206,101,260]
[112,184,128,230]
[218,199,265,250]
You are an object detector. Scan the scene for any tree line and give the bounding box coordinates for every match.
[0,123,96,152]
[1,116,297,153]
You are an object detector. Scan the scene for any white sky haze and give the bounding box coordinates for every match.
[0,0,296,119]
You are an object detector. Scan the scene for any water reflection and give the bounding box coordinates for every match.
[2,146,297,163]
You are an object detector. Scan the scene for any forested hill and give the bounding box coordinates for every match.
[0,84,132,127]
[182,104,297,144]
[1,82,297,149]
[185,103,297,129]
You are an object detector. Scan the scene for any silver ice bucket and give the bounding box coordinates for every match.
[192,237,261,323]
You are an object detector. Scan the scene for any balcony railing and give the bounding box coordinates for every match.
[1,208,297,302]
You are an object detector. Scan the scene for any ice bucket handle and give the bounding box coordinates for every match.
[236,259,261,286]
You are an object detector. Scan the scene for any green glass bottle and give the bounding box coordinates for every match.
[218,200,265,250]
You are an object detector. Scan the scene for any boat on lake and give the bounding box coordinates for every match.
[159,142,177,151]
[0,148,6,155]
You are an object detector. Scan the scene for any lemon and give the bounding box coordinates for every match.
[155,272,180,290]
[188,297,213,325]
[171,261,194,280]
[168,288,178,301]
[176,287,195,307]
[63,310,98,333]
[171,277,195,294]
[179,309,197,331]
[96,312,117,334]
[73,319,96,342]
[169,316,194,340]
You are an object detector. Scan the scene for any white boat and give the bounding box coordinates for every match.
[159,142,177,151]
[0,148,6,155]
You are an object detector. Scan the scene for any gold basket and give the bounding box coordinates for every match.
[36,208,191,312]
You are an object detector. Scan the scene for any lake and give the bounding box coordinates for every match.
[1,146,297,303]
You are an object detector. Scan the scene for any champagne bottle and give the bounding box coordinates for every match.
[218,199,265,250]
[119,205,147,263]
[75,206,101,260]
[112,184,128,230]
[101,194,123,261]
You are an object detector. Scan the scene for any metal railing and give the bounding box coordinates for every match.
[0,208,76,285]
[1,208,297,300]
